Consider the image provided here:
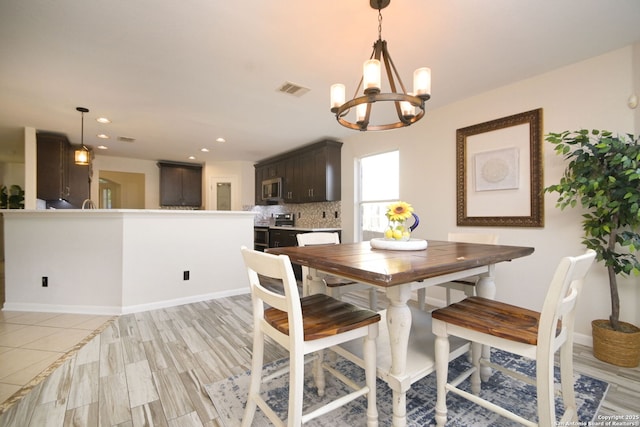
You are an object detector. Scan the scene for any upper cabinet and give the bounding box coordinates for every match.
[158,161,203,208]
[255,139,342,205]
[36,132,90,208]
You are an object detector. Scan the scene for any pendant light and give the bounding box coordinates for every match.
[74,107,90,165]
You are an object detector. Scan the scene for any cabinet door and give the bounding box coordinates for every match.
[299,148,327,202]
[269,229,300,247]
[160,165,184,206]
[36,133,67,201]
[254,164,267,205]
[180,166,202,207]
[282,156,298,202]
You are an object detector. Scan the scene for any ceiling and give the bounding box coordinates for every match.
[1,0,639,165]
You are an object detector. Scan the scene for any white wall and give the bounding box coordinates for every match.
[93,156,255,210]
[340,45,640,344]
[93,155,161,208]
[3,210,255,314]
[204,161,255,210]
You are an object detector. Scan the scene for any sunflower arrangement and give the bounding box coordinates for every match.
[384,201,415,240]
[386,201,414,221]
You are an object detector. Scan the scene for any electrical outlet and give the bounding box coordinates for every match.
[322,211,326,218]
[42,276,48,287]
[183,271,190,280]
[334,211,339,219]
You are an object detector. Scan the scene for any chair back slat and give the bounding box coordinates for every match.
[537,250,596,349]
[241,247,304,342]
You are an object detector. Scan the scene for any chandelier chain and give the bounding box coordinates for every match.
[378,8,383,40]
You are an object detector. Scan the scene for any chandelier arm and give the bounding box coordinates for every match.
[379,41,411,124]
[359,102,372,131]
[382,42,409,95]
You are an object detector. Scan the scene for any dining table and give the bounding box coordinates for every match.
[267,239,535,427]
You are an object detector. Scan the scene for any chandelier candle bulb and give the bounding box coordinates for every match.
[363,59,381,93]
[400,96,415,118]
[330,83,346,111]
[356,103,368,123]
[413,67,432,98]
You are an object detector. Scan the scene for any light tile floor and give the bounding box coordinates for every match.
[0,310,113,404]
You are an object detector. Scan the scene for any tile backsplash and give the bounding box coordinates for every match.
[247,201,341,229]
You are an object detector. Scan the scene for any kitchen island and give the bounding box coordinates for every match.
[2,209,255,314]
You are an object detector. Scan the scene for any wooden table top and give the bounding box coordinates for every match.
[267,240,535,287]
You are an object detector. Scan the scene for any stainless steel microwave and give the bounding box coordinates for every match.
[261,177,282,200]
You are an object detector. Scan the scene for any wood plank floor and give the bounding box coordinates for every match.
[0,291,638,426]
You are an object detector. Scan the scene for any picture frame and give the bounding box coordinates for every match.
[456,108,544,227]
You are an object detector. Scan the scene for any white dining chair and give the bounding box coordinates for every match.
[240,246,381,427]
[431,249,596,427]
[416,232,499,310]
[297,232,378,310]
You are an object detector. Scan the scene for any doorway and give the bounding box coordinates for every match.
[208,176,239,210]
[98,171,145,209]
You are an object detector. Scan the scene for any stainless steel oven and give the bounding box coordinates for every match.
[253,226,269,252]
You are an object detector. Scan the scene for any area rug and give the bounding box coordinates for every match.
[205,349,609,426]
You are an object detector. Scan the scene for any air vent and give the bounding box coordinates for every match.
[277,81,310,97]
[117,136,136,143]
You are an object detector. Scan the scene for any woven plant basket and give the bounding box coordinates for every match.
[592,319,640,368]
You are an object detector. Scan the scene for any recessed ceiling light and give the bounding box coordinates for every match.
[201,148,209,152]
[216,137,226,143]
[97,145,108,150]
[188,156,196,160]
[96,117,111,124]
[97,133,110,139]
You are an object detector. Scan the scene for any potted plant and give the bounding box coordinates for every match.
[0,184,24,209]
[545,129,640,367]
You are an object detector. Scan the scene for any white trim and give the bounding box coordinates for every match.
[2,288,251,316]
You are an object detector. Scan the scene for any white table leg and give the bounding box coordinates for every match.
[307,267,328,295]
[475,264,495,381]
[385,284,412,427]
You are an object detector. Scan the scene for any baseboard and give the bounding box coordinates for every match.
[119,288,250,314]
[573,331,594,348]
[2,302,122,315]
[2,287,251,315]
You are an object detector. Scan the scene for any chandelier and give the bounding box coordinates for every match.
[330,0,431,131]
[74,107,90,165]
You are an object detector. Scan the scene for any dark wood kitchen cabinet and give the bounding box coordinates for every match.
[36,132,89,207]
[254,139,342,204]
[158,161,202,207]
[296,143,341,203]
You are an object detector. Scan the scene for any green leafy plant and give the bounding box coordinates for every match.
[0,184,24,209]
[545,129,640,332]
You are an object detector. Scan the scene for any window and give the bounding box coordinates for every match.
[357,150,399,241]
[101,188,112,209]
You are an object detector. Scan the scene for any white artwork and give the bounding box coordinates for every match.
[474,147,519,192]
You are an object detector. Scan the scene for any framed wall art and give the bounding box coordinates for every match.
[456,108,544,227]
